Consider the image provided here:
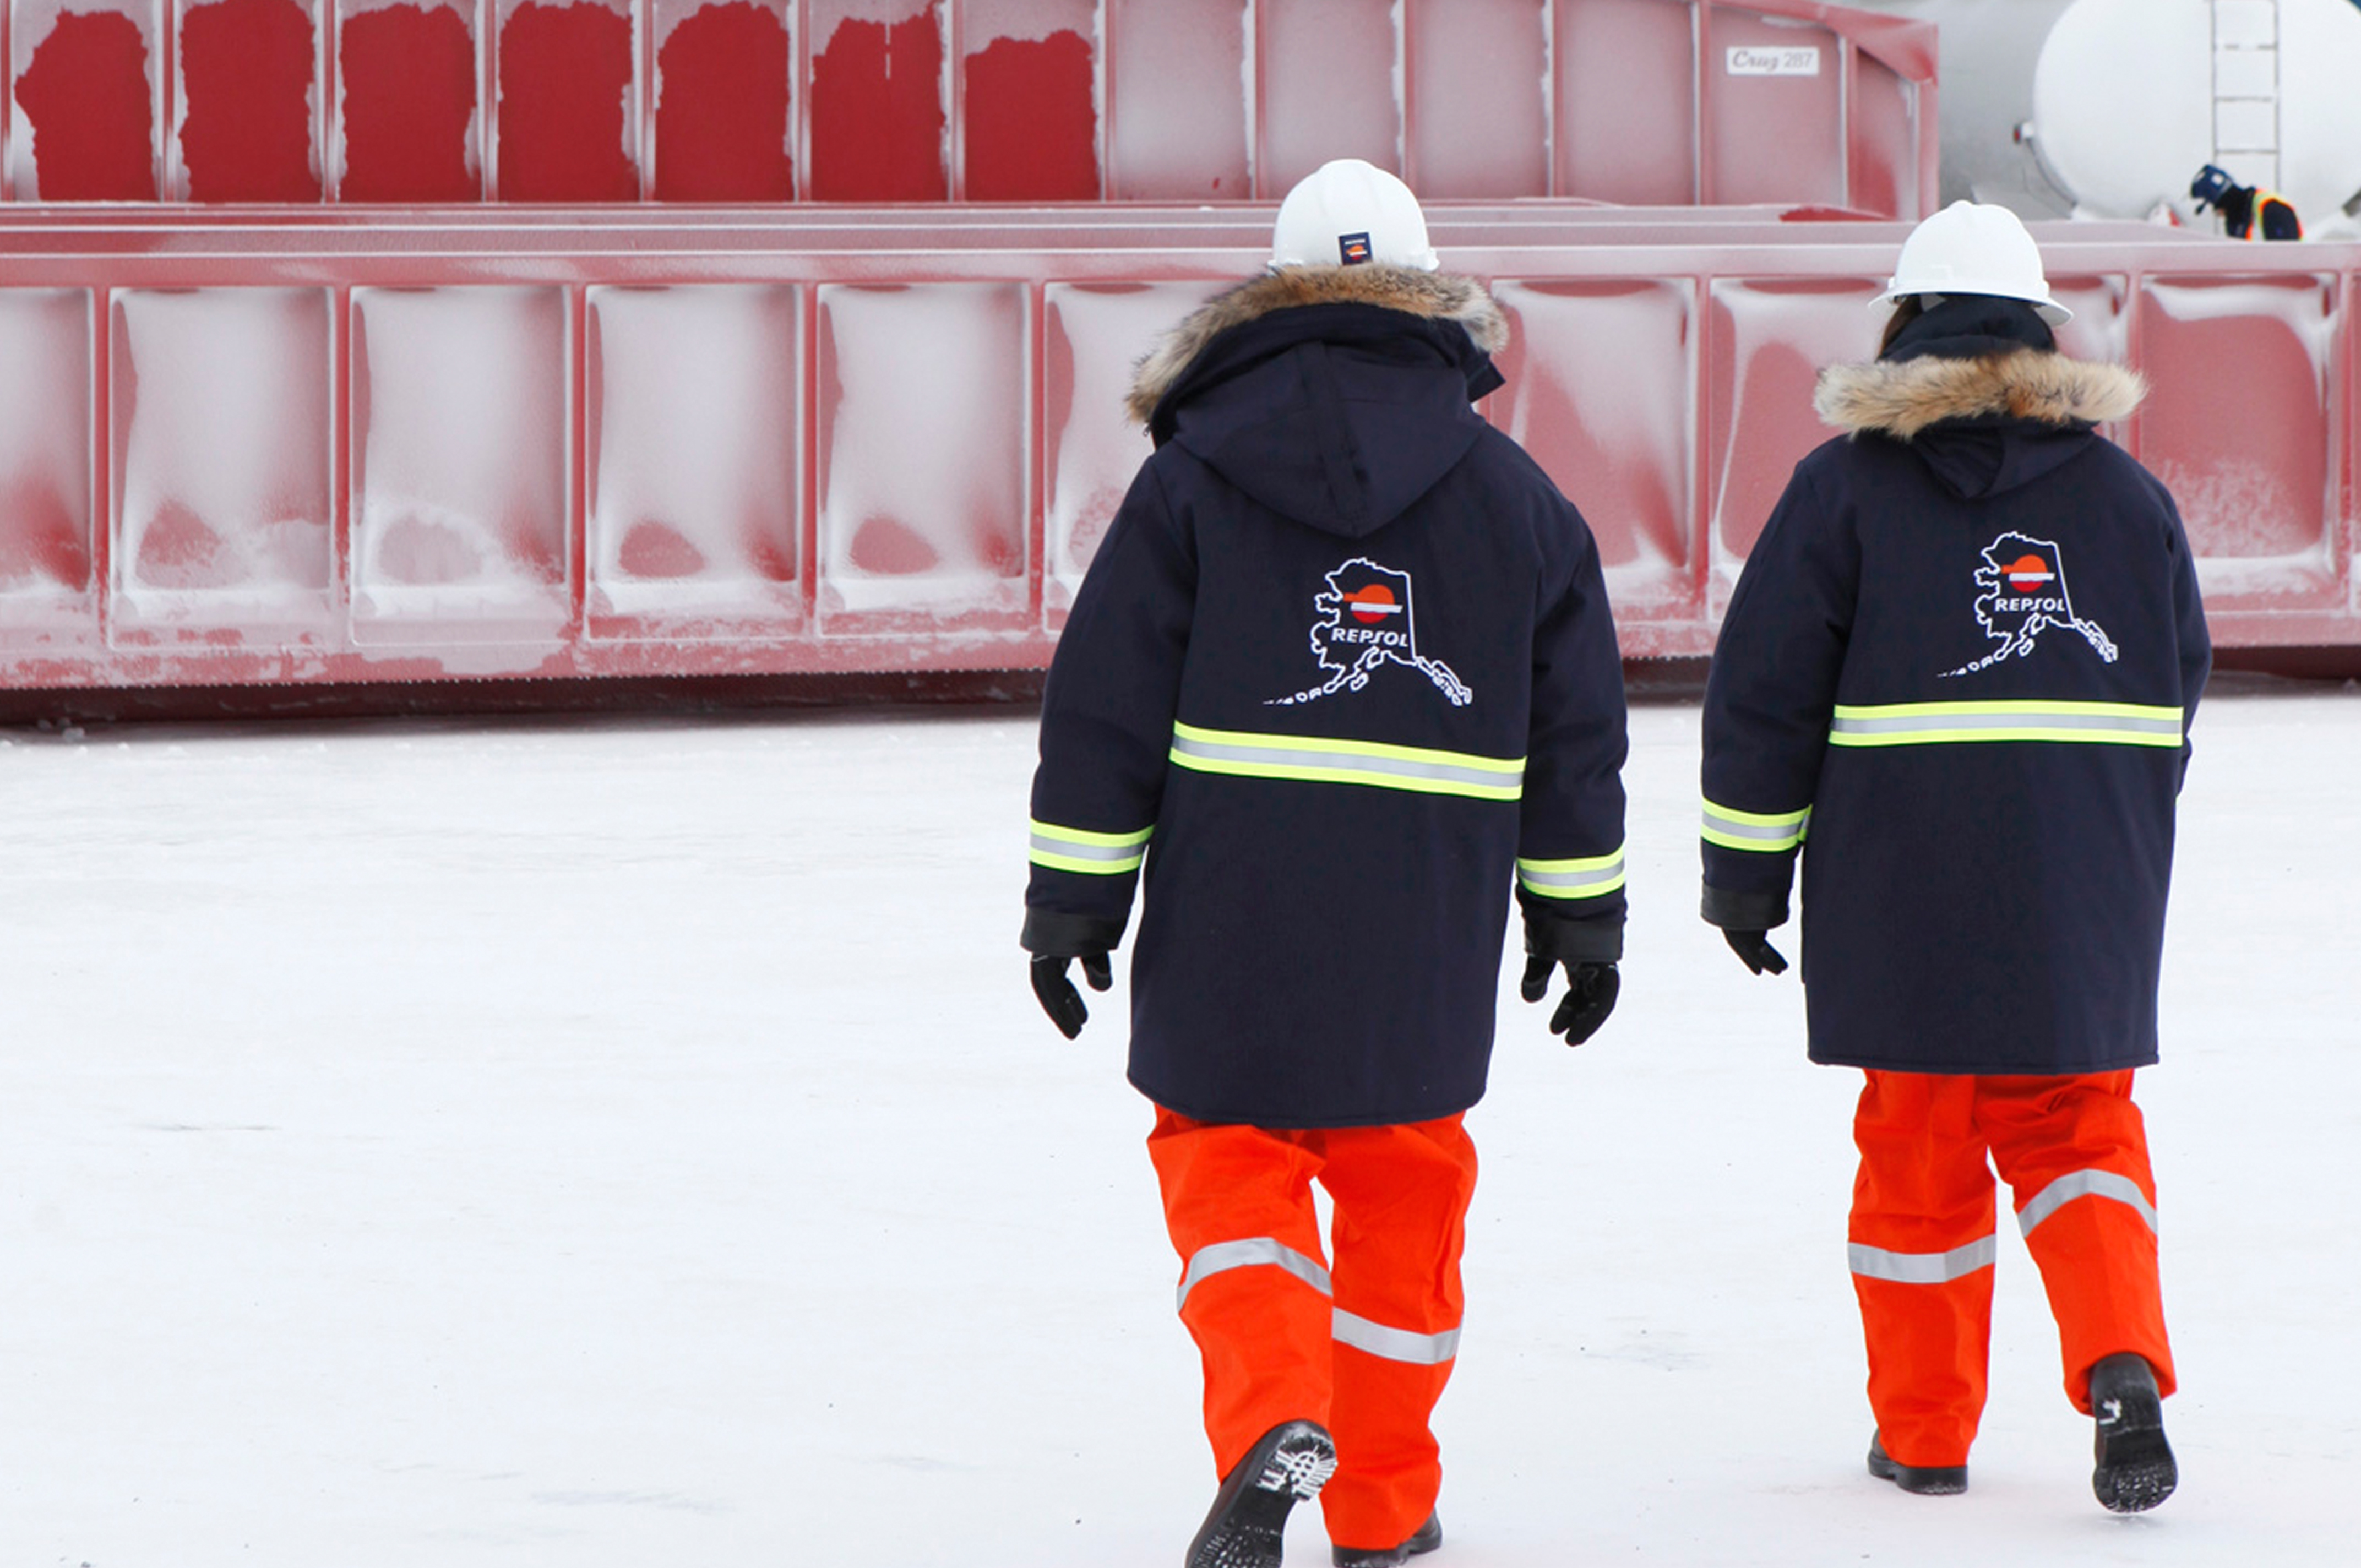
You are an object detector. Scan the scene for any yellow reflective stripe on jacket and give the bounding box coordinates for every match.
[1517,845,1627,900]
[1701,799,1810,852]
[1029,819,1152,875]
[1828,700,2184,748]
[1169,721,1523,802]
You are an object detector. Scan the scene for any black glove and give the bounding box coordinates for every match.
[1520,956,1619,1046]
[1723,929,1788,976]
[1030,952,1112,1038]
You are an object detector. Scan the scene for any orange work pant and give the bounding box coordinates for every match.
[1147,1108,1477,1554]
[1848,1070,2175,1469]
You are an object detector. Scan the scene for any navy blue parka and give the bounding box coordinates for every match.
[1700,298,2211,1076]
[1023,264,1630,1128]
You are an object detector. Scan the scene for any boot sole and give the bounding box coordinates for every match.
[1868,1439,1968,1495]
[1188,1423,1339,1568]
[2094,1396,2178,1513]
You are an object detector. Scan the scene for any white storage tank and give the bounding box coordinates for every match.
[2025,0,2361,235]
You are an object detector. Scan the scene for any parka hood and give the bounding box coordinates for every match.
[1126,266,1509,538]
[1813,296,2145,501]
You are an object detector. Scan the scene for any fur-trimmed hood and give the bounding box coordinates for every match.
[1122,264,1509,538]
[1127,264,1508,427]
[1814,349,2146,442]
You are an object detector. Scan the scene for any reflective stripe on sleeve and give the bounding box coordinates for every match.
[1170,721,1523,802]
[1332,1308,1461,1365]
[1517,845,1627,900]
[2017,1169,2158,1238]
[1028,819,1153,875]
[1829,701,2185,748]
[1700,799,1810,852]
[1847,1235,1998,1284]
[1174,1237,1332,1312]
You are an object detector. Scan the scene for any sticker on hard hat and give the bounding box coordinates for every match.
[1726,46,1819,77]
[1339,231,1372,265]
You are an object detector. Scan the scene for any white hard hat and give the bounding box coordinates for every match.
[1270,158,1440,272]
[1880,200,2071,325]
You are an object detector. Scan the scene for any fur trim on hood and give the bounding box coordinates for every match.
[1814,349,2145,441]
[1126,265,1508,426]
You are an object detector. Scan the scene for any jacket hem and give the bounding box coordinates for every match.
[1132,1074,1485,1131]
[1808,1048,2161,1075]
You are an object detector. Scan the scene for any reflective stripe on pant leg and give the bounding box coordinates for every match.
[1850,1071,1998,1468]
[1318,1115,1477,1554]
[1147,1109,1335,1479]
[2016,1169,2158,1239]
[1978,1072,2174,1411]
[1177,1236,1334,1311]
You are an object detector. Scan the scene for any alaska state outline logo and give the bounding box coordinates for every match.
[1269,557,1473,707]
[1942,531,2119,677]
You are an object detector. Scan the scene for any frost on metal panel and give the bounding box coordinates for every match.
[1706,277,1884,613]
[111,287,333,634]
[0,289,93,632]
[1260,0,1400,192]
[7,0,164,200]
[2137,275,2341,605]
[1407,0,1543,198]
[587,285,799,630]
[1043,282,1208,614]
[334,0,482,202]
[815,281,1025,620]
[1490,279,1694,624]
[1106,0,1247,199]
[350,286,570,640]
[962,0,1096,200]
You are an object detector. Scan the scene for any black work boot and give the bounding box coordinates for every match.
[1867,1431,1968,1495]
[1186,1419,1339,1568]
[1332,1510,1442,1566]
[2089,1352,2177,1513]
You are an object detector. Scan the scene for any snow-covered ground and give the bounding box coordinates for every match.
[2,676,2354,1566]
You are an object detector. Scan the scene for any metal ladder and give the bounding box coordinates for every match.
[2210,0,2283,195]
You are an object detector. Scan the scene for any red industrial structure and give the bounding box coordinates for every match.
[0,0,2351,706]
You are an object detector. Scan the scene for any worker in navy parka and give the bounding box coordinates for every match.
[1699,202,2210,1515]
[1021,160,1629,1568]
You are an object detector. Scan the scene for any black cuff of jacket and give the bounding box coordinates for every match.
[1021,907,1125,957]
[1701,884,1789,932]
[1522,906,1624,965]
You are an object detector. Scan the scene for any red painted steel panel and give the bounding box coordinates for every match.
[1705,274,1881,612]
[1408,0,1546,199]
[0,287,94,645]
[807,0,943,202]
[1702,9,1844,208]
[1105,0,1247,200]
[1554,0,1695,204]
[586,281,801,634]
[9,0,162,199]
[814,278,1025,631]
[109,286,334,640]
[349,284,570,646]
[961,0,1095,202]
[1489,277,1697,622]
[0,211,2347,692]
[174,0,323,202]
[1260,0,1398,194]
[652,0,793,201]
[494,0,638,201]
[2137,274,2345,612]
[1043,280,1204,619]
[337,0,482,202]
